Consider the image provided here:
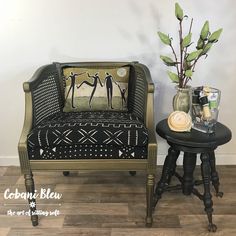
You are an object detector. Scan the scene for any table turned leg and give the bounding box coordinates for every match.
[167,149,180,184]
[209,152,223,198]
[182,153,197,195]
[153,147,179,210]
[200,153,217,232]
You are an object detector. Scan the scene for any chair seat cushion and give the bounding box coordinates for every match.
[27,111,148,151]
[28,144,147,160]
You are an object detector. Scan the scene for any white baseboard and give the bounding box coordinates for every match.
[0,154,235,166]
[0,156,20,166]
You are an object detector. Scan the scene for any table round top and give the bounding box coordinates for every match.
[156,119,232,149]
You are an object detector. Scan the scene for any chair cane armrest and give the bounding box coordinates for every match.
[23,64,62,127]
[131,63,155,129]
[20,66,58,173]
[19,66,46,142]
[134,63,155,93]
[23,65,50,92]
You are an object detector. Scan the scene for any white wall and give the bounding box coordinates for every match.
[0,0,235,165]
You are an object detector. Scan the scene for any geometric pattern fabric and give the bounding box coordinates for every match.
[27,111,148,160]
[28,111,148,149]
[28,144,147,160]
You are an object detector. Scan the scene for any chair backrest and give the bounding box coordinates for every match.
[30,62,148,127]
[56,62,147,119]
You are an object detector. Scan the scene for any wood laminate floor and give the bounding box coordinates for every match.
[0,166,236,236]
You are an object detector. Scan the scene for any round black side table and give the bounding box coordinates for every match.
[153,119,232,232]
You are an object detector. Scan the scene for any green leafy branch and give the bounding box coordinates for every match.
[158,2,223,88]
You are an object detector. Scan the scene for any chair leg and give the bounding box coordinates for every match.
[200,153,217,232]
[63,171,70,176]
[24,173,38,226]
[146,174,154,227]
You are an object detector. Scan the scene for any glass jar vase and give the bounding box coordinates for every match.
[191,86,221,133]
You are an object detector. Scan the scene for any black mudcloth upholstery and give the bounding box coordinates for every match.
[27,111,148,160]
[29,144,147,160]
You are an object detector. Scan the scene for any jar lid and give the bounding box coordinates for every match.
[199,96,208,105]
[193,86,203,96]
[167,111,192,132]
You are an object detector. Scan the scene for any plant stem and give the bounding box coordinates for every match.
[182,18,194,87]
[179,20,184,88]
[192,55,202,72]
[189,18,193,34]
[192,60,197,72]
[170,43,180,76]
[184,18,194,64]
[183,77,190,88]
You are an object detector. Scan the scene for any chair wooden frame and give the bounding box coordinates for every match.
[18,61,157,227]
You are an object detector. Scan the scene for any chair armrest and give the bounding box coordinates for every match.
[18,85,34,173]
[136,63,155,93]
[23,65,51,92]
[130,63,157,172]
[148,129,157,146]
[19,65,50,147]
[23,64,63,126]
[18,90,33,146]
[131,63,155,130]
[147,129,158,174]
[18,64,63,173]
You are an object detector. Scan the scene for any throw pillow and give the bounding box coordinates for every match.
[63,66,130,112]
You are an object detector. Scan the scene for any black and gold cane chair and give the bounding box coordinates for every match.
[18,61,157,226]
